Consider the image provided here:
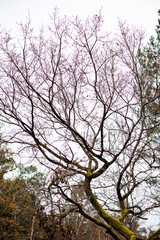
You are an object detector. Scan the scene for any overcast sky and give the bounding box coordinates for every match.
[1,3,160,228]
[0,0,160,38]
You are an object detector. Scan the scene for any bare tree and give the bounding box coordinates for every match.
[0,10,160,240]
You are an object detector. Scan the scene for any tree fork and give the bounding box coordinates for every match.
[83,176,144,240]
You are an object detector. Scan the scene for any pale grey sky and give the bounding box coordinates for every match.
[1,2,160,227]
[0,0,159,38]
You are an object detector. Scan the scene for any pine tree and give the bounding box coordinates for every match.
[137,10,160,151]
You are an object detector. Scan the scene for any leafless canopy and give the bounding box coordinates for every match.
[0,10,160,240]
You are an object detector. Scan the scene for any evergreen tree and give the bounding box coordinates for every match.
[137,10,160,151]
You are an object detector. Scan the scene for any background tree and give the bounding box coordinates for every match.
[12,163,47,239]
[0,10,160,240]
[137,9,160,150]
[136,10,160,237]
[0,145,21,239]
[0,140,47,239]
